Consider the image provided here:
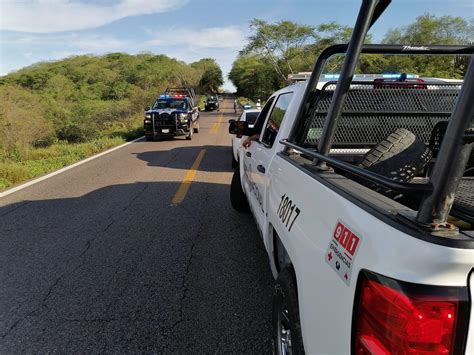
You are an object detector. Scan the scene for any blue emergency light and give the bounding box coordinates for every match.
[382,73,416,78]
[323,74,340,79]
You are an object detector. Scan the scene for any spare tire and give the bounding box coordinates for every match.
[359,128,432,182]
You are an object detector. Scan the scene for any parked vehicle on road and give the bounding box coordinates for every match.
[205,96,220,111]
[229,1,474,354]
[229,109,261,168]
[144,91,199,141]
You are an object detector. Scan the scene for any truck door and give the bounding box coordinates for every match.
[245,92,294,230]
[241,96,275,220]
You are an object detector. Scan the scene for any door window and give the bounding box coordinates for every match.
[261,92,293,147]
[252,96,275,134]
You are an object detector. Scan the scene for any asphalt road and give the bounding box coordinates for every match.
[0,99,274,353]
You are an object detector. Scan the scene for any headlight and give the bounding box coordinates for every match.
[179,113,187,119]
[144,119,151,124]
[145,113,152,119]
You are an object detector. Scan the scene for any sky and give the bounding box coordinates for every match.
[0,0,473,91]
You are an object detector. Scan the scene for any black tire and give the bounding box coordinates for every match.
[186,126,193,140]
[273,269,305,355]
[231,142,238,168]
[230,167,250,213]
[145,135,154,141]
[232,154,238,169]
[359,128,432,182]
[193,122,200,133]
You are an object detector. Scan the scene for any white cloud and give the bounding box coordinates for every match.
[1,32,132,51]
[0,0,188,33]
[146,26,247,49]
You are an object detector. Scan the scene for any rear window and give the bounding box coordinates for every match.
[245,112,260,125]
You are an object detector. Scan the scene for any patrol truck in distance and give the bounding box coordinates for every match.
[144,87,199,141]
[229,1,474,354]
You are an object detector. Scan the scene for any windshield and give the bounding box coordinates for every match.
[152,99,188,110]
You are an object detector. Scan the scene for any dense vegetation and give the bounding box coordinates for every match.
[0,54,223,189]
[229,14,473,100]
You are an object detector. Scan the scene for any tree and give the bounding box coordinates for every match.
[242,19,316,82]
[383,14,474,77]
[228,54,279,100]
[191,58,223,93]
[385,14,473,45]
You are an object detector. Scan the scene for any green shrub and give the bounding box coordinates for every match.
[56,124,98,143]
[0,163,31,187]
[0,137,126,191]
[0,178,10,190]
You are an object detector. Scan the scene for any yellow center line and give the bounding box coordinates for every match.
[210,112,224,134]
[171,149,206,204]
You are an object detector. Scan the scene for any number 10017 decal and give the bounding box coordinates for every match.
[276,194,300,232]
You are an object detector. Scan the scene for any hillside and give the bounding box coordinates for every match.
[0,53,223,189]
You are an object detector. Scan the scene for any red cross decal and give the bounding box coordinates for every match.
[327,252,333,261]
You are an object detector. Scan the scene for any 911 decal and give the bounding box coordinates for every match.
[276,194,300,232]
[325,220,362,286]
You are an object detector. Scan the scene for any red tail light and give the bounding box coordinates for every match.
[352,271,470,355]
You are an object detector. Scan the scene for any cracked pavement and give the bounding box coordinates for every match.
[0,101,274,353]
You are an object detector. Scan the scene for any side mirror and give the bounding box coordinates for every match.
[229,120,239,135]
[145,107,150,111]
[229,120,256,137]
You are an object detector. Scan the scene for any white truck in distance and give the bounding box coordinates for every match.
[228,1,474,354]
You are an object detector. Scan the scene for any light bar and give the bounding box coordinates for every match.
[321,73,418,80]
[382,73,416,78]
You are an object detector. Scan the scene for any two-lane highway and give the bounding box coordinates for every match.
[0,100,274,353]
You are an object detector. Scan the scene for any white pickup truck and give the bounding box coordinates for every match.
[228,1,474,354]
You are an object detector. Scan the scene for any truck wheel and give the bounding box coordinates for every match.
[194,122,200,133]
[145,135,154,141]
[359,128,432,182]
[273,269,305,355]
[230,167,250,213]
[186,127,193,140]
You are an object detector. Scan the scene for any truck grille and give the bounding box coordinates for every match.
[154,113,176,126]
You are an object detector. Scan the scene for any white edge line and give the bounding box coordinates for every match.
[0,136,144,198]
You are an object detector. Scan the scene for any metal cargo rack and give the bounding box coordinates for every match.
[282,0,474,233]
[164,87,197,107]
[302,81,461,148]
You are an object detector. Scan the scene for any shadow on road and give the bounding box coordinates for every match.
[133,145,235,173]
[0,180,273,353]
